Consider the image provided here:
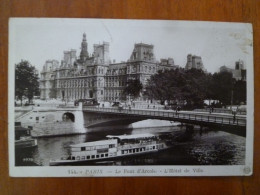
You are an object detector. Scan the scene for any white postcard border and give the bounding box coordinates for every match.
[8,18,254,177]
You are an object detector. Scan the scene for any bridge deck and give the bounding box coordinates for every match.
[83,107,246,127]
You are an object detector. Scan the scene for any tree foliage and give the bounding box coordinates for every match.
[233,80,246,105]
[145,68,246,109]
[145,68,209,107]
[15,60,39,103]
[211,71,235,106]
[123,79,143,99]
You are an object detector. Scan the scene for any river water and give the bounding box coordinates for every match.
[15,124,246,166]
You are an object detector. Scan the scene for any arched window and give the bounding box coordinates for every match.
[62,112,75,122]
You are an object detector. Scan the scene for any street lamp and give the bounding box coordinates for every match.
[230,79,236,108]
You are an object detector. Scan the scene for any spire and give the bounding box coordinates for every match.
[80,33,89,61]
[83,33,86,41]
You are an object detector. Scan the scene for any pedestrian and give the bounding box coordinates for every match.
[176,106,180,114]
[233,110,237,123]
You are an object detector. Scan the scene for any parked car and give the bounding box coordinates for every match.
[112,102,123,107]
[24,101,35,106]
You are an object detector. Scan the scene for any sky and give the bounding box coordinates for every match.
[9,18,253,73]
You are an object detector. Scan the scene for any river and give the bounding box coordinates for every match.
[15,122,245,166]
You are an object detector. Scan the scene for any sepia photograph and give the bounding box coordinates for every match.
[8,18,254,177]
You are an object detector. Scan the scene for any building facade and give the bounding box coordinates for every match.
[40,34,178,102]
[40,60,59,99]
[185,54,205,71]
[219,59,246,81]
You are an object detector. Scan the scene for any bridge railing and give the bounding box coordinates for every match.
[83,107,246,127]
[194,108,246,115]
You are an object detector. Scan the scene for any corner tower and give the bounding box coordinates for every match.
[129,43,155,62]
[80,33,89,61]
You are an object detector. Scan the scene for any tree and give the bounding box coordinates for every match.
[182,68,209,107]
[211,71,234,106]
[15,60,39,104]
[145,68,209,108]
[233,80,246,105]
[123,79,143,99]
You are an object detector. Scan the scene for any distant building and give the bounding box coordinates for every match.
[40,34,178,101]
[185,54,205,71]
[219,60,246,81]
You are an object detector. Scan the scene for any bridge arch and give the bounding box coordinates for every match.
[62,112,75,122]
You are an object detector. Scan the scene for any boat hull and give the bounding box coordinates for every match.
[49,149,169,166]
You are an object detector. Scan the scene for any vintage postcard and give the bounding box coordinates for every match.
[9,18,254,177]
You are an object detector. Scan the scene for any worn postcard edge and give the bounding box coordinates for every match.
[8,18,254,177]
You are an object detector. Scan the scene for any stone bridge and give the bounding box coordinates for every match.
[15,104,247,137]
[83,106,247,136]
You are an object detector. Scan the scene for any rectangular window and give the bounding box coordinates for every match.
[109,144,115,148]
[96,155,99,159]
[97,148,109,153]
[81,147,86,151]
[91,155,95,159]
[105,154,108,157]
[87,156,90,159]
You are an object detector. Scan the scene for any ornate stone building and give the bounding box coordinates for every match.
[40,34,178,101]
[40,60,59,99]
[185,54,205,71]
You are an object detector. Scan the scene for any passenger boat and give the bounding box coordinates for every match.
[49,133,171,166]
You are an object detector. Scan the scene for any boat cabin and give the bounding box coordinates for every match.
[69,139,118,161]
[106,133,158,145]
